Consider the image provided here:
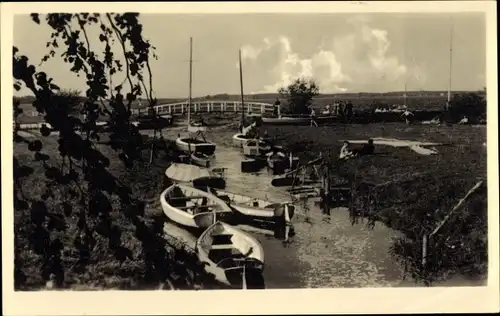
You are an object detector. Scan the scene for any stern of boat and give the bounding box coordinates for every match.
[196,143,217,156]
[224,260,265,289]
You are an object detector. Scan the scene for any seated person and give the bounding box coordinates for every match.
[339,141,355,160]
[353,139,375,156]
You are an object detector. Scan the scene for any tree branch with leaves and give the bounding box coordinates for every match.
[13,13,207,290]
[278,78,320,115]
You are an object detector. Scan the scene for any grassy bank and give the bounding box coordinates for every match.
[259,123,487,284]
[13,133,227,290]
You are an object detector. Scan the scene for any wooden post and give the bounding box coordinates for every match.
[422,234,428,267]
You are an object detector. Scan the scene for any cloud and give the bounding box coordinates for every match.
[240,20,425,93]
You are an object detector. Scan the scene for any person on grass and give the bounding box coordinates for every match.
[310,107,318,127]
[401,108,414,125]
[339,141,355,160]
[351,139,375,157]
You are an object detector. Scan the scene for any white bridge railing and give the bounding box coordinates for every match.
[131,100,275,116]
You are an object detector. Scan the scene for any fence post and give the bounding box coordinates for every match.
[422,234,428,267]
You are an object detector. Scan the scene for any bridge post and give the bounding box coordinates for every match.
[207,102,211,113]
[261,104,265,114]
[233,102,237,113]
[181,104,185,115]
[222,101,226,112]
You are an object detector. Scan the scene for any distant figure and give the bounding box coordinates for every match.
[401,109,414,125]
[344,101,353,123]
[339,141,354,160]
[353,139,375,157]
[339,102,345,118]
[310,107,318,127]
[333,102,339,115]
[323,104,331,115]
[444,101,451,112]
[273,98,281,117]
[458,116,469,125]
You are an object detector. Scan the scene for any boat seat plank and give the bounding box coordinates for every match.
[210,244,235,250]
[167,195,209,200]
[175,205,219,210]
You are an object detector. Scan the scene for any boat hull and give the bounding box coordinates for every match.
[232,133,252,148]
[176,137,216,155]
[160,184,233,229]
[208,189,295,224]
[165,163,227,189]
[191,153,214,168]
[196,222,264,287]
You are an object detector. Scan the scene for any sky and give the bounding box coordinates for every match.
[13,13,486,98]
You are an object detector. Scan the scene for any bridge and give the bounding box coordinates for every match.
[17,100,277,131]
[131,100,275,116]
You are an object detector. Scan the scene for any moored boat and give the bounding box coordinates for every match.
[191,151,214,168]
[261,116,311,125]
[242,139,272,157]
[195,221,265,287]
[175,37,217,156]
[207,188,295,224]
[165,163,226,189]
[232,133,252,147]
[160,183,233,229]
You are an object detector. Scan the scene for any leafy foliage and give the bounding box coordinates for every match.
[447,92,486,123]
[278,78,320,115]
[13,13,208,290]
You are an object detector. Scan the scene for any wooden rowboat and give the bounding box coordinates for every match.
[196,221,265,287]
[165,163,226,189]
[232,133,253,148]
[176,136,216,155]
[207,188,295,224]
[191,152,214,168]
[160,183,233,229]
[242,139,272,157]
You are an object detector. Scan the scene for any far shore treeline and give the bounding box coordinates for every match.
[14,89,486,109]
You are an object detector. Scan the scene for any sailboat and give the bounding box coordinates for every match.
[232,49,259,148]
[176,37,217,156]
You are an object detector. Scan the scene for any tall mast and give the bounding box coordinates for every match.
[447,18,454,103]
[239,49,245,124]
[404,82,407,107]
[188,37,193,125]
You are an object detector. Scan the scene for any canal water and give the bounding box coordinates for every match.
[158,126,408,288]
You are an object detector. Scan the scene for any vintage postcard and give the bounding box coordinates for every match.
[2,1,499,315]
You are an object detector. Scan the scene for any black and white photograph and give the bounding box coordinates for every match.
[2,1,499,315]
